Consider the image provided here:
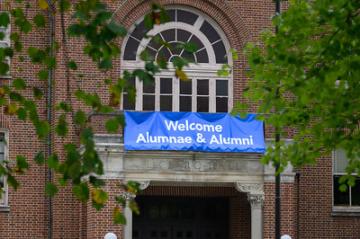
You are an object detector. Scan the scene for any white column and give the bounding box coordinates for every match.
[235,182,264,239]
[122,192,136,239]
[248,194,264,239]
[123,181,150,239]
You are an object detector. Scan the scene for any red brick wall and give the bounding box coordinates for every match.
[0,1,360,239]
[297,157,360,238]
[263,182,297,239]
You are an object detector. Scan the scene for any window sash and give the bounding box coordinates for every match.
[123,76,230,113]
[333,149,360,208]
[0,131,7,206]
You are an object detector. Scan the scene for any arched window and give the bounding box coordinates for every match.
[121,7,232,113]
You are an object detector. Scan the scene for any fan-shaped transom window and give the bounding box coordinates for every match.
[122,7,232,113]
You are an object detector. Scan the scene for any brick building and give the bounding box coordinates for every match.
[0,1,360,239]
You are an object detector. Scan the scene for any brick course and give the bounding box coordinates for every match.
[0,1,359,239]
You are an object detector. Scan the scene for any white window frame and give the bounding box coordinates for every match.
[0,130,9,208]
[120,7,233,113]
[0,11,11,78]
[332,149,360,213]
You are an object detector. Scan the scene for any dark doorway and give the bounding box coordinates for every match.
[133,196,229,239]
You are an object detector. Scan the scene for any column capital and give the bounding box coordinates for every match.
[248,194,264,208]
[121,191,136,201]
[139,181,150,190]
[234,182,264,208]
[235,182,264,195]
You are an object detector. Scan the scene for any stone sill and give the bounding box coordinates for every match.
[0,206,10,212]
[332,207,360,217]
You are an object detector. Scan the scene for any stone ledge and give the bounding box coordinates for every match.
[0,206,10,212]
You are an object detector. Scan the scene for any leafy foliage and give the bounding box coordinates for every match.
[245,0,360,186]
[0,0,195,225]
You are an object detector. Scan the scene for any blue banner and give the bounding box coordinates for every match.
[124,111,265,153]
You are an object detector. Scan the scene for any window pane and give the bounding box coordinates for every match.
[177,10,198,25]
[180,79,192,94]
[180,51,195,63]
[334,176,350,206]
[169,42,182,55]
[143,81,155,93]
[0,141,4,154]
[196,49,209,63]
[143,95,155,111]
[144,48,156,61]
[0,175,3,188]
[160,78,172,94]
[148,34,162,50]
[157,47,172,62]
[197,80,209,95]
[213,41,227,64]
[352,178,360,206]
[123,94,135,110]
[200,21,221,43]
[123,37,140,60]
[167,10,176,22]
[197,97,209,112]
[160,96,172,111]
[177,29,191,43]
[161,29,175,42]
[0,153,4,161]
[189,35,204,51]
[216,80,228,96]
[216,97,228,112]
[131,21,148,40]
[180,96,192,112]
[334,149,348,173]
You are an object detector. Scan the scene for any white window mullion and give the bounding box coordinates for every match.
[192,78,196,112]
[209,78,216,113]
[193,15,204,30]
[228,77,233,113]
[155,77,160,111]
[136,78,143,111]
[173,77,179,112]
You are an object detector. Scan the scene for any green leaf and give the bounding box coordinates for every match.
[182,42,198,53]
[0,62,9,75]
[45,182,58,197]
[107,21,127,37]
[74,110,87,126]
[113,207,126,224]
[55,114,68,137]
[56,101,72,112]
[105,118,119,133]
[47,154,59,170]
[59,0,71,12]
[38,69,48,80]
[0,12,10,27]
[16,155,29,173]
[98,59,112,69]
[28,47,46,63]
[45,57,56,69]
[20,20,32,33]
[91,188,108,210]
[67,60,77,70]
[16,107,27,120]
[33,14,46,28]
[34,151,45,165]
[35,121,50,139]
[7,174,20,190]
[73,183,90,202]
[33,87,44,99]
[12,78,27,90]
